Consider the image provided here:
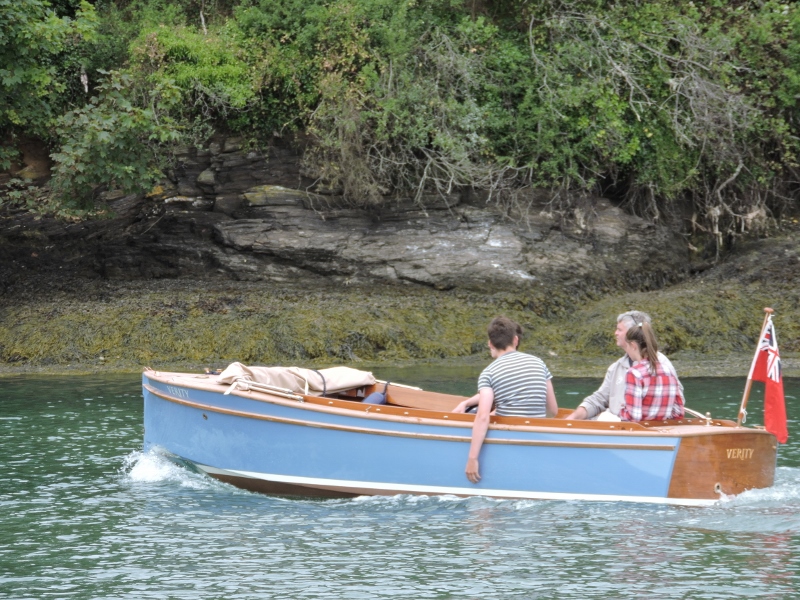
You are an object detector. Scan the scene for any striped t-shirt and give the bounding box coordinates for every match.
[477,351,553,417]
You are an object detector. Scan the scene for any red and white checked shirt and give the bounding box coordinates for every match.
[620,359,685,422]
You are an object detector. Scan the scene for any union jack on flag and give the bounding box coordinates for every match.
[759,320,782,383]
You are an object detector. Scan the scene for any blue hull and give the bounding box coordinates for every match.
[140,370,723,505]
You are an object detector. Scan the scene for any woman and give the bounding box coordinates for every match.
[619,321,684,422]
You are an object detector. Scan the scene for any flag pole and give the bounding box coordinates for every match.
[737,307,774,426]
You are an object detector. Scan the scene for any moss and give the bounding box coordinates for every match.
[1,278,798,378]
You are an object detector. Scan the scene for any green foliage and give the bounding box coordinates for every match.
[304,12,513,204]
[0,178,41,211]
[128,22,257,137]
[2,0,798,241]
[49,70,182,207]
[0,0,97,167]
[261,0,800,223]
[132,26,252,108]
[0,176,94,217]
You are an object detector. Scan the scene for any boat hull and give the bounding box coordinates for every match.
[142,370,777,506]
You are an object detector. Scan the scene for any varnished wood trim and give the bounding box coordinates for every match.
[144,384,676,451]
[384,385,469,412]
[667,431,777,499]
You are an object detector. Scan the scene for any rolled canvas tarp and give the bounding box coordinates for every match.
[215,362,376,394]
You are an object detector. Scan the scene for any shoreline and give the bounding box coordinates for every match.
[1,352,797,380]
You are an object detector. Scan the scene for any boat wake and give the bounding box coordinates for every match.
[721,466,800,506]
[347,493,472,507]
[117,452,800,530]
[666,467,800,534]
[120,450,223,490]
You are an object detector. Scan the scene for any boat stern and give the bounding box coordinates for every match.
[667,428,778,500]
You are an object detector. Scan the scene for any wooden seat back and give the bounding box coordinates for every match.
[385,386,467,412]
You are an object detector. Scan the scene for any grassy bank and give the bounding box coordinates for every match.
[1,278,797,379]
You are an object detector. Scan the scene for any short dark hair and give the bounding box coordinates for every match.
[487,316,522,351]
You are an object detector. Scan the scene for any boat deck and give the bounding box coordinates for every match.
[147,369,753,437]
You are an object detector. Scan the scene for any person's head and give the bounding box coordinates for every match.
[487,316,523,353]
[625,321,660,373]
[614,310,652,348]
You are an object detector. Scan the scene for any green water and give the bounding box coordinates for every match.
[1,370,799,599]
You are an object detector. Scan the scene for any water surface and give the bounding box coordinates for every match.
[1,370,798,599]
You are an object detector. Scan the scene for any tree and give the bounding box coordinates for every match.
[0,0,97,168]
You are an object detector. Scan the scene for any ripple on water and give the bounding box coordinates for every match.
[2,374,799,599]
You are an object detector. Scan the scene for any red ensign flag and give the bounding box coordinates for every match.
[748,316,788,444]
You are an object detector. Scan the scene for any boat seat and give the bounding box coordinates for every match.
[384,386,466,412]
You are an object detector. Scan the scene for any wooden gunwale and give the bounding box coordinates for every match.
[302,393,750,438]
[145,370,773,440]
[143,383,675,451]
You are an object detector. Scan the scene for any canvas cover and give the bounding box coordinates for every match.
[215,362,376,394]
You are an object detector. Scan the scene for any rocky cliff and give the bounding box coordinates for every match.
[0,136,689,298]
[2,137,800,373]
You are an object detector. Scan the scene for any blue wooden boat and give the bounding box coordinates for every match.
[142,365,778,506]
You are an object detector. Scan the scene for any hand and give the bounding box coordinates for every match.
[466,457,481,484]
[452,401,467,413]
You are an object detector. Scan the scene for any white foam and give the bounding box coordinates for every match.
[343,492,487,509]
[122,450,180,482]
[121,450,217,490]
[725,468,800,506]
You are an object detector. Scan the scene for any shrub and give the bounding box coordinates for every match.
[0,0,97,168]
[49,70,181,207]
